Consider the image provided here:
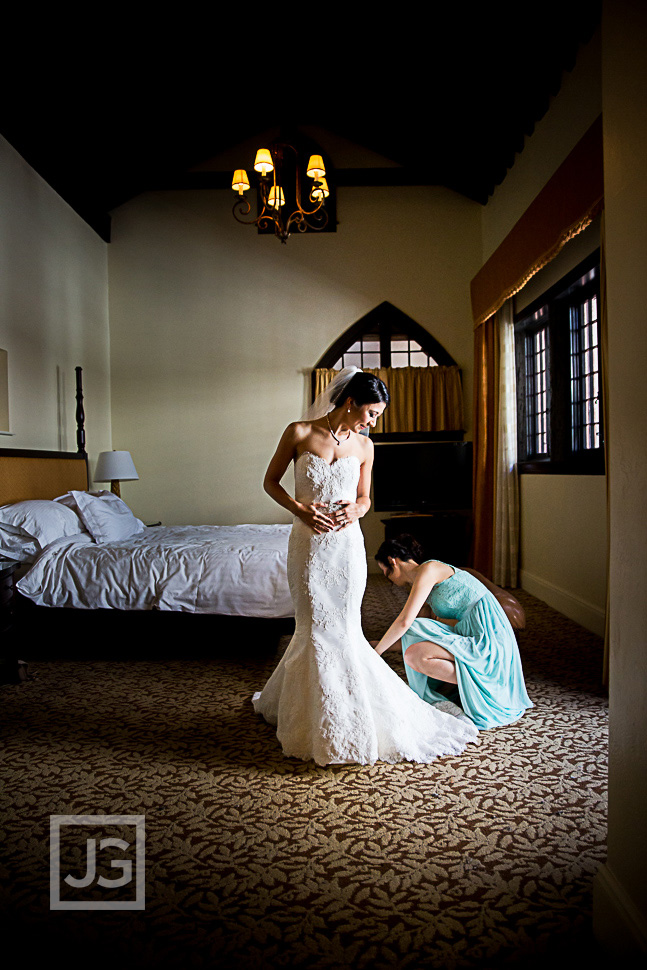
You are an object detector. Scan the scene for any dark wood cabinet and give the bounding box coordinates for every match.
[382,511,473,566]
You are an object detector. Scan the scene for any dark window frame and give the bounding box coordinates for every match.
[312,301,462,442]
[514,249,604,475]
[314,301,457,374]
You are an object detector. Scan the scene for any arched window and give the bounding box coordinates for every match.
[312,302,464,437]
[316,301,457,371]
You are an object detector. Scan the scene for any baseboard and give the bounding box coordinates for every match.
[520,569,606,636]
[593,864,647,955]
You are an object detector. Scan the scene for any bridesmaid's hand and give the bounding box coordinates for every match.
[298,502,335,534]
[332,500,361,529]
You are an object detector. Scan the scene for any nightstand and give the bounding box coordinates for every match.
[0,559,17,636]
[0,560,27,683]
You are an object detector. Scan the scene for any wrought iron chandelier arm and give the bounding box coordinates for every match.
[232,176,273,226]
[232,140,329,242]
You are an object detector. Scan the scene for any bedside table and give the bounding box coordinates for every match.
[0,560,28,683]
[0,559,17,637]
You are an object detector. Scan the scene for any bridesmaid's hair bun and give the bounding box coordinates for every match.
[375,533,425,572]
[331,372,390,408]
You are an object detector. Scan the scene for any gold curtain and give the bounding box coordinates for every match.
[312,366,464,434]
[469,116,606,593]
[472,320,499,577]
[470,116,604,327]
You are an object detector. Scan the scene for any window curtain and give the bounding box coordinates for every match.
[312,366,464,434]
[493,300,519,587]
[470,115,604,583]
[472,321,498,576]
[471,116,604,327]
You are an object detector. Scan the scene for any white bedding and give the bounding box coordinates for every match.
[16,524,293,618]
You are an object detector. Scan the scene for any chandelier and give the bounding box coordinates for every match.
[231,142,329,243]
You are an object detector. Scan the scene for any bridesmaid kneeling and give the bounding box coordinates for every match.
[372,535,533,730]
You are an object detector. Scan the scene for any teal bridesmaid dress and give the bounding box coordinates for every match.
[400,562,533,730]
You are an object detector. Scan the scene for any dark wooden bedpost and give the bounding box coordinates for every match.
[75,366,87,456]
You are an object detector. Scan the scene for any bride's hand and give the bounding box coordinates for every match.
[332,500,361,529]
[298,502,335,534]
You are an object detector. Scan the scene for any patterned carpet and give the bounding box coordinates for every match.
[0,576,608,969]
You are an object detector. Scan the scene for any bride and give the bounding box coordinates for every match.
[252,367,479,765]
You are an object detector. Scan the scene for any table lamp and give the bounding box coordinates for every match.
[94,450,139,497]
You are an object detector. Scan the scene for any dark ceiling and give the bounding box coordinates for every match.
[0,5,601,242]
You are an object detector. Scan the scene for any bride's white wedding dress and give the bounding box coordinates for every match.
[252,452,479,765]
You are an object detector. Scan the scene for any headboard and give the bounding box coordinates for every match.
[0,365,90,505]
[0,448,89,505]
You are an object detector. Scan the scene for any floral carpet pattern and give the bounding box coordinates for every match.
[0,577,608,968]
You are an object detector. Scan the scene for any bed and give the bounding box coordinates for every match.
[0,449,292,617]
[1,435,294,662]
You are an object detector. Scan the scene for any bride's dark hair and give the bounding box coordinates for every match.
[375,534,425,573]
[331,372,390,408]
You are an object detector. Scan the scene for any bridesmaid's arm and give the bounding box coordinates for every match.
[373,563,444,656]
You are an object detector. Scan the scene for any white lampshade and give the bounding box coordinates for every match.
[254,148,274,176]
[306,154,326,179]
[94,450,139,483]
[232,169,250,195]
[268,185,285,208]
[311,177,329,201]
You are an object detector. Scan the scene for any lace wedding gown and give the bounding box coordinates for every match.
[252,452,479,765]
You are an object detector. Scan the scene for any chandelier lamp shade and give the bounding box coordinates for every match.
[231,142,329,243]
[94,450,139,498]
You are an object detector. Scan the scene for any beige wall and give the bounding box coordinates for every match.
[481,30,606,631]
[0,135,111,465]
[515,216,605,634]
[482,28,602,263]
[108,184,481,545]
[519,475,607,635]
[593,0,647,953]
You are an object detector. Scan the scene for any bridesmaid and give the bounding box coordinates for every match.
[372,535,533,730]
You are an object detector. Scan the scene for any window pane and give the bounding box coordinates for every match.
[570,294,601,452]
[362,353,381,368]
[524,327,550,456]
[391,353,409,368]
[391,340,409,353]
[343,353,362,369]
[410,351,429,367]
[362,339,380,353]
[347,342,362,354]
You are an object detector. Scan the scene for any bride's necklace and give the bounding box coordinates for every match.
[327,412,351,445]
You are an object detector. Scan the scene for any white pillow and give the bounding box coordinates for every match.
[0,499,85,550]
[0,526,40,563]
[55,490,145,543]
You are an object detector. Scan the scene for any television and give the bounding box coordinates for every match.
[372,441,473,512]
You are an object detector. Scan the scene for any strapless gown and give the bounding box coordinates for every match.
[252,452,479,766]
